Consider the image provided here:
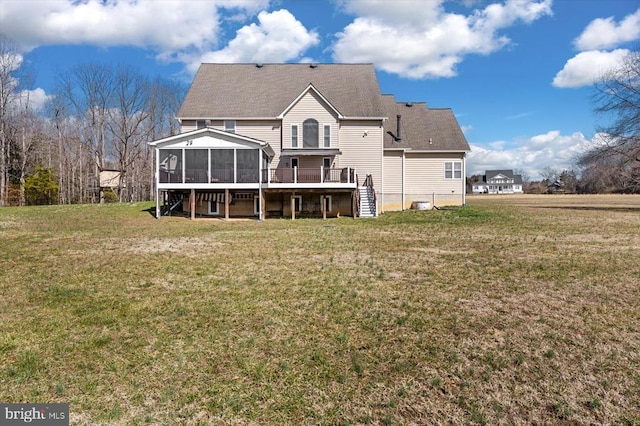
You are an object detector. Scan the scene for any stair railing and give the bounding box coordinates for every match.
[354,173,360,217]
[364,174,376,216]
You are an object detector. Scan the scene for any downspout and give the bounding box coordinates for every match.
[379,122,384,214]
[462,152,467,206]
[155,147,160,219]
[258,149,263,222]
[402,149,406,210]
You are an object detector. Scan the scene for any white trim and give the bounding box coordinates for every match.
[444,161,463,180]
[277,84,344,119]
[291,124,298,148]
[462,153,467,205]
[323,124,331,148]
[402,150,405,211]
[149,127,272,154]
[292,195,302,212]
[155,149,160,218]
[320,195,332,212]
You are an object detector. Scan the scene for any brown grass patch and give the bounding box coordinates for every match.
[1,196,639,424]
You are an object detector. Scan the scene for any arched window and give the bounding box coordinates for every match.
[303,119,319,148]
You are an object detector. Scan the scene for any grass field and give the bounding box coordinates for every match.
[1,194,639,425]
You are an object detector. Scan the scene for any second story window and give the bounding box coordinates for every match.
[303,119,319,148]
[323,125,331,148]
[196,120,206,129]
[224,120,236,133]
[291,125,298,147]
[445,161,462,179]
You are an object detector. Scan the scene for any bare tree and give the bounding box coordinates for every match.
[0,34,23,206]
[55,62,115,201]
[50,63,184,203]
[580,48,640,193]
[539,166,560,184]
[513,168,530,184]
[107,65,151,201]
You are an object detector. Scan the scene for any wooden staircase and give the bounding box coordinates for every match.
[358,175,377,218]
[162,192,183,216]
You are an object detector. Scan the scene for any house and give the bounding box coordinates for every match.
[149,63,470,219]
[472,170,523,194]
[98,169,121,203]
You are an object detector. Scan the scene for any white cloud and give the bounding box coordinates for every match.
[553,9,640,89]
[574,9,640,51]
[0,0,269,57]
[467,130,594,179]
[189,9,319,73]
[332,0,552,79]
[18,88,51,112]
[552,49,629,88]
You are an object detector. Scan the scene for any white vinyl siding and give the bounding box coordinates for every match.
[282,91,339,150]
[382,151,404,211]
[339,121,383,187]
[383,151,403,193]
[235,120,281,166]
[405,153,465,206]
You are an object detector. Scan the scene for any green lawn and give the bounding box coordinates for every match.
[1,196,639,425]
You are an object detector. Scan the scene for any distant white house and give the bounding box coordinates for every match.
[472,170,523,194]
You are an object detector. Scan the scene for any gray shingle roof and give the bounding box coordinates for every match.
[381,95,470,152]
[178,63,386,119]
[486,170,515,180]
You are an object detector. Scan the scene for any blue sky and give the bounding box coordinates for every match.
[1,0,639,179]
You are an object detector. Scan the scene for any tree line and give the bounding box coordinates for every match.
[0,34,185,206]
[0,35,638,206]
[471,49,639,195]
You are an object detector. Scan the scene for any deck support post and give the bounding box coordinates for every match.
[190,188,196,220]
[291,192,296,220]
[156,188,161,219]
[224,188,230,220]
[352,190,357,219]
[322,195,327,220]
[261,190,266,221]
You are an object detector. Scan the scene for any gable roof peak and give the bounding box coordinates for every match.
[278,83,343,119]
[178,63,385,119]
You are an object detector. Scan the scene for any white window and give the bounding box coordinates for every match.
[303,119,319,148]
[445,161,462,179]
[224,120,235,133]
[291,125,298,148]
[209,201,219,215]
[323,125,331,148]
[292,195,302,212]
[320,195,332,212]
